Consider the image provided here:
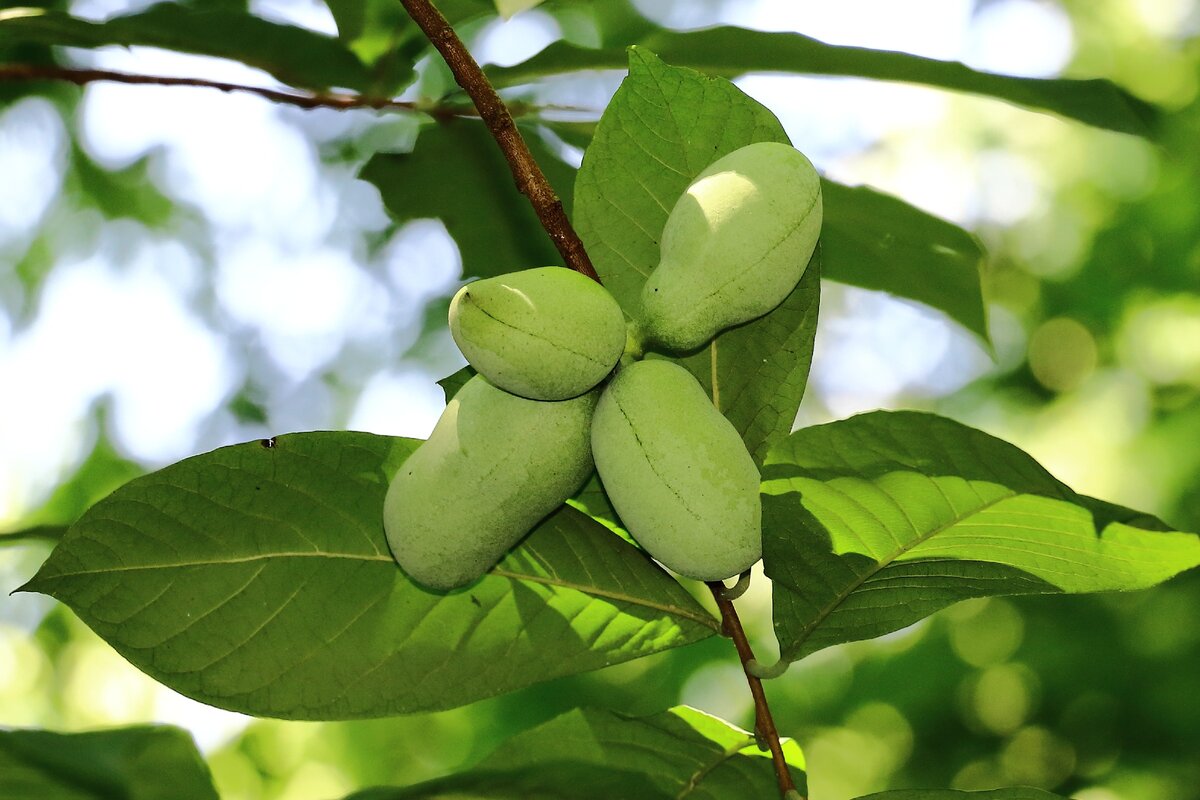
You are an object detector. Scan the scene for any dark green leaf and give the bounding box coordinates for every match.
[437,365,475,403]
[346,763,662,800]
[762,411,1200,665]
[0,525,67,546]
[0,5,372,92]
[0,725,218,800]
[348,705,805,799]
[21,432,716,719]
[673,251,821,463]
[856,791,1066,800]
[362,121,576,281]
[573,49,820,460]
[574,47,791,314]
[479,705,806,798]
[489,28,1158,137]
[820,180,987,344]
[575,48,986,362]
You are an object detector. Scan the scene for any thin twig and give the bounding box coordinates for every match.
[0,63,475,117]
[396,0,598,281]
[708,581,803,798]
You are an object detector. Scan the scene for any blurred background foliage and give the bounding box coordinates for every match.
[0,1,1198,799]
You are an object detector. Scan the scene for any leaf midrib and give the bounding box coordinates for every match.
[28,550,721,632]
[782,489,1016,661]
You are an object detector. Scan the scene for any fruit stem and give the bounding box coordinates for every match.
[397,0,600,282]
[707,582,804,799]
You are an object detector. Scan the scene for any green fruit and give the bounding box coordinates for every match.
[449,267,627,400]
[640,142,823,352]
[384,375,596,590]
[591,360,762,581]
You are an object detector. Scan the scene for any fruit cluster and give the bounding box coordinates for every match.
[383,142,823,591]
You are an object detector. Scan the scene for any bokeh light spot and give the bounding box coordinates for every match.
[1028,317,1098,392]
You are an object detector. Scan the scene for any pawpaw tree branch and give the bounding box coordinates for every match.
[708,579,803,797]
[0,63,476,114]
[397,1,797,796]
[396,0,598,281]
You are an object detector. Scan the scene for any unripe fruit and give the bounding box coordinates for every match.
[591,360,762,581]
[640,142,823,352]
[384,375,596,590]
[449,267,627,401]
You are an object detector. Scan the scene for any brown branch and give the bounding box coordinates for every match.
[395,0,598,281]
[708,581,803,799]
[0,63,475,118]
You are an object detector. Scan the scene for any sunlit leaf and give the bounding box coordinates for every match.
[347,705,805,799]
[346,764,660,800]
[489,27,1158,137]
[573,48,819,462]
[21,432,718,719]
[575,49,986,362]
[763,410,1200,665]
[362,121,577,281]
[0,5,372,91]
[820,181,987,343]
[0,725,218,800]
[855,791,1066,799]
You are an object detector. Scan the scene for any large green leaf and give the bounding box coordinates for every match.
[0,5,372,92]
[347,764,658,800]
[820,180,986,343]
[361,120,577,281]
[347,705,806,799]
[489,27,1157,137]
[573,47,790,314]
[575,48,987,360]
[20,432,717,719]
[574,48,821,461]
[673,253,821,463]
[762,410,1200,666]
[856,792,1065,800]
[0,725,218,800]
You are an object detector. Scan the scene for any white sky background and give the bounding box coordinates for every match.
[0,0,1082,757]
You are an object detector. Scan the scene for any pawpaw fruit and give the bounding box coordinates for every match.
[384,375,596,590]
[590,359,762,580]
[449,266,627,400]
[639,142,822,352]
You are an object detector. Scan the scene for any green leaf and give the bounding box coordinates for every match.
[481,705,806,797]
[672,251,821,463]
[346,763,663,800]
[348,705,806,799]
[0,525,67,546]
[574,47,791,314]
[0,724,218,800]
[20,432,718,719]
[762,410,1200,665]
[575,48,986,364]
[436,365,475,403]
[855,791,1066,800]
[362,120,576,281]
[820,181,987,344]
[574,48,822,460]
[0,5,372,92]
[489,28,1158,137]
